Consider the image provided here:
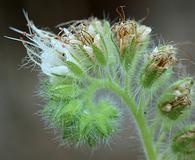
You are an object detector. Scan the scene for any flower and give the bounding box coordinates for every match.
[112,20,151,54]
[9,15,82,77]
[140,45,177,87]
[149,45,177,70]
[67,19,104,61]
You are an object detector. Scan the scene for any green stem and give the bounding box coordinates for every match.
[135,110,157,160]
[86,78,157,160]
[110,83,157,160]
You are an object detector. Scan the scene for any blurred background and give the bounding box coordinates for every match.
[1,0,195,159]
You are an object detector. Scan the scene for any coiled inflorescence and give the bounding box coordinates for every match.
[9,9,195,159]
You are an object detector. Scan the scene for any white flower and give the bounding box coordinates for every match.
[137,25,151,42]
[9,15,104,76]
[83,45,95,60]
[87,24,96,35]
[31,28,79,76]
[82,34,101,61]
[93,34,101,48]
[87,20,103,35]
[41,63,69,76]
[40,49,68,76]
[83,21,104,60]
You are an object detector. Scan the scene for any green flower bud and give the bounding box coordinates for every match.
[172,126,195,156]
[78,101,119,147]
[140,45,177,88]
[48,84,78,100]
[41,79,79,101]
[42,98,119,147]
[158,77,194,120]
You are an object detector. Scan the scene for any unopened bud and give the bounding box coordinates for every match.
[172,127,195,155]
[140,45,177,88]
[158,77,194,120]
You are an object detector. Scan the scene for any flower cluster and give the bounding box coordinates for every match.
[10,12,122,147]
[9,10,195,159]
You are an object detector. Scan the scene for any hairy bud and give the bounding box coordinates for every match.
[158,77,194,120]
[140,45,177,88]
[172,126,195,156]
[112,20,151,55]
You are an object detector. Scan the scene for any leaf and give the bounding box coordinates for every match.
[66,61,83,76]
[49,84,77,99]
[92,45,106,66]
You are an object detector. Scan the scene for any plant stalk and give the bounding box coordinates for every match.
[87,78,157,160]
[108,82,157,160]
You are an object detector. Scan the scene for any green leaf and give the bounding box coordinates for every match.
[92,45,106,66]
[66,61,83,76]
[103,20,111,35]
[49,84,77,99]
[123,38,137,69]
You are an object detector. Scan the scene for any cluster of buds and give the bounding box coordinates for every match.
[172,126,195,156]
[140,45,178,87]
[112,20,151,55]
[158,77,194,120]
[42,97,119,147]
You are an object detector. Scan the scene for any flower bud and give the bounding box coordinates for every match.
[172,127,195,156]
[112,20,151,55]
[158,77,194,120]
[140,45,177,88]
[47,84,78,100]
[78,101,119,147]
[42,98,119,147]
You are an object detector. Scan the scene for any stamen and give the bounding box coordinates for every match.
[4,36,40,48]
[116,6,126,22]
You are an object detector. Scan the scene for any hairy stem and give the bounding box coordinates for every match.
[87,78,157,160]
[110,83,157,160]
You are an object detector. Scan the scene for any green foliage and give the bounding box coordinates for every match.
[42,86,119,147]
[78,101,119,147]
[66,61,84,77]
[123,38,137,69]
[92,45,106,66]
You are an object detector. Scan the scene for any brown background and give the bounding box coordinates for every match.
[1,0,195,159]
